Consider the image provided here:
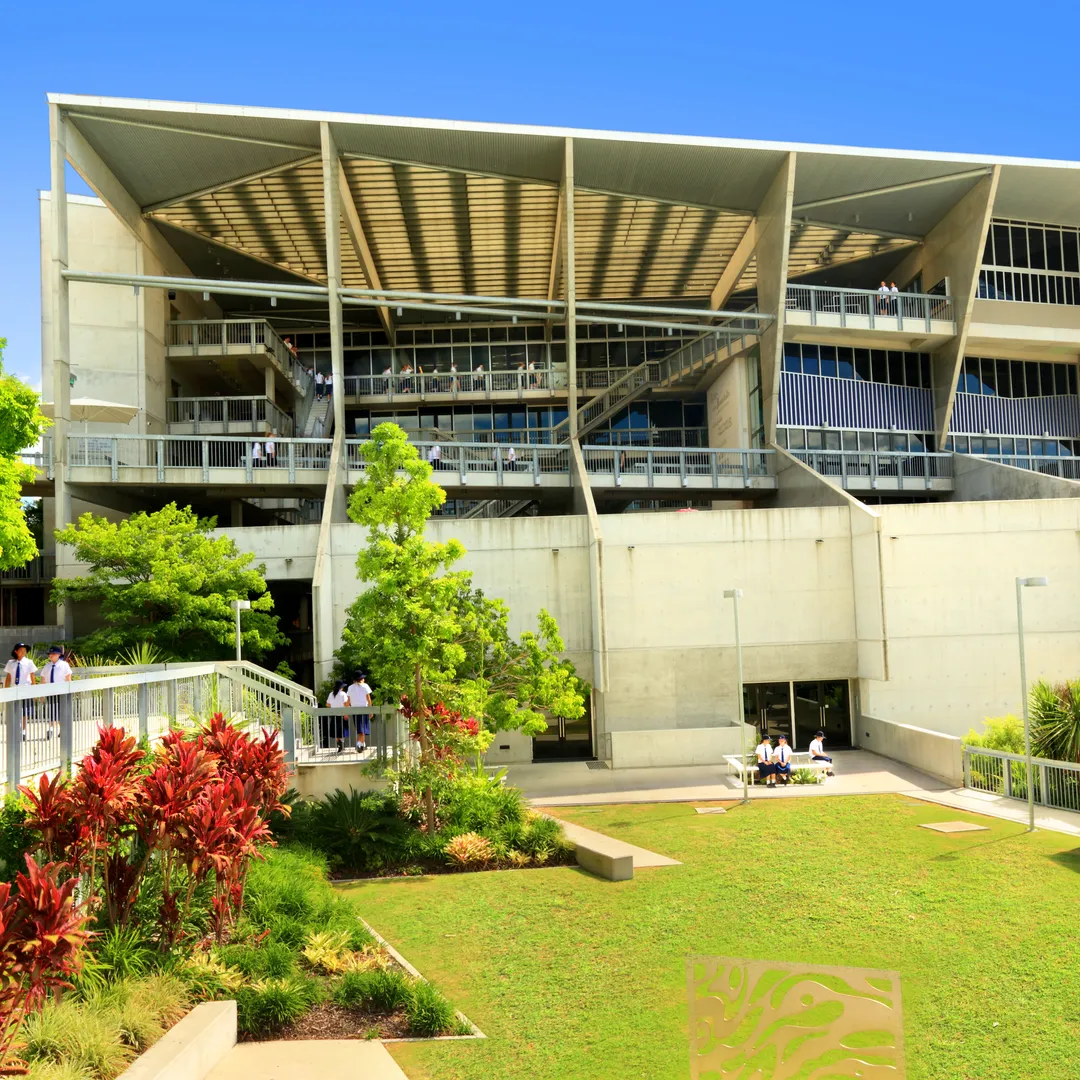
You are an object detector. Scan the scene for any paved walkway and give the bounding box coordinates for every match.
[547,816,681,868]
[911,787,1080,837]
[508,750,949,807]
[208,1040,409,1079]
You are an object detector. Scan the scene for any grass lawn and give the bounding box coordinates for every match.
[337,795,1080,1080]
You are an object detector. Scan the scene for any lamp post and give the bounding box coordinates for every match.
[231,599,251,662]
[724,588,748,806]
[1016,576,1048,833]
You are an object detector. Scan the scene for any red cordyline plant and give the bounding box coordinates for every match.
[18,713,290,947]
[0,856,91,1074]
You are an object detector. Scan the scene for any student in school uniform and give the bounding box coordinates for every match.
[264,433,277,468]
[772,734,794,785]
[40,645,73,739]
[325,680,349,753]
[315,370,325,398]
[755,734,775,789]
[506,445,517,472]
[251,440,263,468]
[5,643,38,740]
[347,671,373,751]
[808,730,834,775]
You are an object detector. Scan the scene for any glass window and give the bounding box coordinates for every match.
[1010,226,1028,268]
[1001,438,1015,454]
[1046,229,1063,271]
[842,431,858,451]
[775,428,789,449]
[991,223,1010,265]
[859,431,875,451]
[802,350,819,376]
[1066,232,1080,273]
[996,359,1011,396]
[1040,363,1054,396]
[819,345,837,378]
[1028,228,1046,270]
[921,354,932,389]
[983,232,994,265]
[871,351,889,383]
[837,349,854,379]
[490,327,507,343]
[904,354,921,387]
[1055,364,1068,395]
[1010,360,1026,398]
[853,349,872,382]
[1070,366,1078,395]
[684,403,705,427]
[788,428,805,449]
[888,352,905,386]
[981,358,997,395]
[784,354,801,373]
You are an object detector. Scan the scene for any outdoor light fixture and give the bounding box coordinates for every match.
[551,548,559,554]
[617,323,623,333]
[69,374,77,388]
[723,589,748,806]
[270,296,277,307]
[230,599,252,662]
[397,307,403,316]
[1016,576,1049,832]
[167,289,176,300]
[203,292,210,301]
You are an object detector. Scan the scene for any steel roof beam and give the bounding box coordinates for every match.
[792,167,993,213]
[142,155,322,214]
[336,160,393,341]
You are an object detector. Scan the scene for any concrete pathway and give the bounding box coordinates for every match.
[910,787,1080,838]
[508,750,949,807]
[207,1040,409,1079]
[548,816,681,868]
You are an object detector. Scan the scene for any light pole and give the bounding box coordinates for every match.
[231,599,251,662]
[1016,576,1048,833]
[724,588,748,806]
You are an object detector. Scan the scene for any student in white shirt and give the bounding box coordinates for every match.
[755,734,775,788]
[772,734,794,785]
[4,643,37,688]
[808,730,834,775]
[40,645,73,740]
[527,360,537,388]
[325,373,333,400]
[264,434,277,468]
[877,281,890,314]
[315,370,325,398]
[428,443,442,471]
[449,361,458,392]
[506,446,517,472]
[251,440,262,468]
[347,671,373,750]
[325,680,349,753]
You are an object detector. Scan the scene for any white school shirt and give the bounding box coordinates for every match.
[326,689,348,708]
[889,285,899,296]
[326,375,333,387]
[755,741,772,762]
[878,284,890,296]
[315,371,325,385]
[507,447,516,462]
[773,744,792,765]
[41,659,73,684]
[809,738,825,757]
[348,681,372,707]
[5,657,37,685]
[429,444,441,462]
[251,441,262,460]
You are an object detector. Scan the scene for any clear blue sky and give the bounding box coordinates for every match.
[3,0,1078,388]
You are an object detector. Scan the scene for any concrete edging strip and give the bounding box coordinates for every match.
[115,1000,236,1080]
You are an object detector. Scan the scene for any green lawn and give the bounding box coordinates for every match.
[338,795,1080,1080]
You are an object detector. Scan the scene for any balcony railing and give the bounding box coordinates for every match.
[343,369,556,399]
[0,555,55,584]
[964,745,1080,813]
[792,449,954,489]
[167,397,294,436]
[978,266,1080,307]
[970,453,1080,480]
[785,285,955,331]
[580,446,773,484]
[68,435,332,481]
[19,436,53,478]
[405,426,709,448]
[166,320,312,395]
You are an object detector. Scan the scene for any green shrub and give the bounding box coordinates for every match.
[790,768,821,785]
[1032,679,1080,763]
[0,792,30,884]
[963,714,1026,754]
[405,979,457,1036]
[306,789,409,870]
[512,814,570,859]
[79,928,158,992]
[26,1060,92,1080]
[20,1000,135,1080]
[235,976,322,1036]
[442,771,525,832]
[332,968,411,1012]
[216,940,296,981]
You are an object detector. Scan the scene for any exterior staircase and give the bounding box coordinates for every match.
[463,498,537,519]
[302,398,331,437]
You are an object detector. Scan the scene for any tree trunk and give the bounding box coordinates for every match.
[414,662,436,833]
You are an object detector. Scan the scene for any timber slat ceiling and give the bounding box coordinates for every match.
[787,223,915,280]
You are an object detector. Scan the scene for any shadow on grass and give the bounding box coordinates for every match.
[1046,849,1080,873]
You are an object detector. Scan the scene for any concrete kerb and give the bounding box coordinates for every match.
[114,1000,236,1080]
[358,917,486,1041]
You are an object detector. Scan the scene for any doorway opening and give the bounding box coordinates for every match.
[532,695,593,761]
[743,680,852,750]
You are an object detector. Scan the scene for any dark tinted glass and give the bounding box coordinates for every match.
[1010,226,1028,268]
[1011,360,1026,397]
[905,354,920,387]
[854,349,872,381]
[1045,229,1063,271]
[1028,228,1046,269]
[992,223,1010,264]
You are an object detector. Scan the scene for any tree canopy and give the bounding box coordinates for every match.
[52,503,286,661]
[0,337,50,570]
[338,423,587,737]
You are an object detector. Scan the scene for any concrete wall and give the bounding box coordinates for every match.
[855,714,963,786]
[610,724,750,768]
[950,454,1080,502]
[706,355,750,448]
[861,498,1080,735]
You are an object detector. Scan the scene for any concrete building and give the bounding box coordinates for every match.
[15,94,1080,768]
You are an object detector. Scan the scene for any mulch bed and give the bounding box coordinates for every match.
[241,1001,412,1042]
[329,850,577,880]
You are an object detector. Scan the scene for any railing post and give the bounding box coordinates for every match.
[102,686,114,728]
[288,441,296,483]
[615,449,622,486]
[712,450,720,487]
[1003,757,1012,798]
[58,690,73,769]
[111,438,119,482]
[647,449,654,488]
[459,448,467,487]
[7,700,22,791]
[167,679,178,722]
[246,443,254,483]
[741,452,749,486]
[810,287,817,326]
[156,438,165,482]
[137,682,149,742]
[871,452,879,489]
[841,452,848,488]
[202,439,210,482]
[962,748,971,790]
[680,450,688,487]
[1038,763,1048,806]
[839,288,847,329]
[496,448,504,484]
[281,704,296,765]
[534,449,541,486]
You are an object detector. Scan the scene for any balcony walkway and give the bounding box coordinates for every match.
[790,449,955,494]
[785,284,956,350]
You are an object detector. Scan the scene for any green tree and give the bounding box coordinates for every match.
[52,502,286,661]
[0,337,50,569]
[339,423,586,828]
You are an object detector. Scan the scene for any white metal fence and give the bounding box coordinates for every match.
[970,454,1080,481]
[167,396,295,437]
[791,449,954,489]
[343,369,555,398]
[785,284,955,329]
[963,745,1080,813]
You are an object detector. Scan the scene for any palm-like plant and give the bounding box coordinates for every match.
[1031,679,1080,763]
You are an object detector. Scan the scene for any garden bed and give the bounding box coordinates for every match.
[242,999,412,1042]
[328,849,577,880]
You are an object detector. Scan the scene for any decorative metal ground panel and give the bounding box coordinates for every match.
[688,957,905,1079]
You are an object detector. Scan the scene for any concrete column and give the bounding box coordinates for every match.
[264,365,276,405]
[230,501,243,527]
[563,138,578,437]
[48,104,73,638]
[755,152,797,446]
[320,123,346,441]
[888,168,1000,446]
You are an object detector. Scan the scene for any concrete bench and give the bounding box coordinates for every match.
[724,752,832,785]
[572,836,634,882]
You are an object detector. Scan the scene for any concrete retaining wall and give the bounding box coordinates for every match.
[610,725,748,768]
[115,1001,235,1080]
[293,761,390,801]
[855,714,963,785]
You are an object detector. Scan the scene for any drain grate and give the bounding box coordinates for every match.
[585,760,610,770]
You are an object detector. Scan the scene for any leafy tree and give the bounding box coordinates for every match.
[0,337,50,570]
[339,423,587,827]
[52,503,285,661]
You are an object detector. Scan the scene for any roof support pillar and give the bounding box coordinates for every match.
[756,152,797,446]
[320,123,347,442]
[48,104,73,636]
[564,138,578,438]
[888,168,1000,447]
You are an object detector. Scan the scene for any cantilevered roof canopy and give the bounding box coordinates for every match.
[50,94,1080,309]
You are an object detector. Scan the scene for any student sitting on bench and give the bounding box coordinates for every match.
[755,733,776,788]
[772,735,793,785]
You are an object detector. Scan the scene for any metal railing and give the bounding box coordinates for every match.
[349,440,570,484]
[580,447,773,484]
[343,369,555,398]
[68,435,332,481]
[785,284,955,329]
[166,320,311,394]
[19,436,53,478]
[791,449,954,488]
[306,705,407,765]
[0,556,55,584]
[978,266,1080,307]
[963,745,1080,813]
[969,454,1080,480]
[167,396,294,436]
